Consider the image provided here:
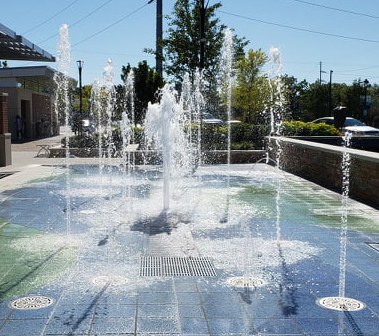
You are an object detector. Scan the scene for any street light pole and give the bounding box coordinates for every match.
[156,0,163,77]
[363,78,369,122]
[329,70,333,113]
[77,60,84,135]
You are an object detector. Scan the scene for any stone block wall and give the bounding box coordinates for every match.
[268,137,379,209]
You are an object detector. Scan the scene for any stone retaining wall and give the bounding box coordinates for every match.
[268,137,379,209]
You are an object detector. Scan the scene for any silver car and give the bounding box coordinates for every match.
[202,113,225,126]
[312,117,379,136]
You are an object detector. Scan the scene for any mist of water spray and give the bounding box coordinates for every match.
[145,84,193,211]
[193,70,205,167]
[54,24,72,236]
[220,28,234,166]
[268,47,285,243]
[103,59,116,162]
[90,79,103,172]
[339,132,352,298]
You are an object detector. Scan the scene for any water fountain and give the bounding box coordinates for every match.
[2,26,378,336]
[316,133,366,314]
[53,24,72,236]
[144,84,193,211]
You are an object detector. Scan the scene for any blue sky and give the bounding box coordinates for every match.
[2,0,379,86]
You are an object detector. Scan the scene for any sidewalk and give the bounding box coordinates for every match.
[0,127,72,191]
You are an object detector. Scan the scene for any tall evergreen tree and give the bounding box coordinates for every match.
[121,61,164,124]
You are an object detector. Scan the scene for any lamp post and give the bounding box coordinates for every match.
[363,78,369,122]
[328,70,333,113]
[77,60,84,135]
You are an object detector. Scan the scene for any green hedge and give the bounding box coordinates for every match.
[281,121,341,136]
[62,123,271,152]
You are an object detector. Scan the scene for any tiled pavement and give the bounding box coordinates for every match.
[1,136,379,335]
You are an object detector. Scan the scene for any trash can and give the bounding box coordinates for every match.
[333,106,347,129]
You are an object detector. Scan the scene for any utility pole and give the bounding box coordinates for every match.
[199,0,207,70]
[319,61,326,84]
[156,0,163,77]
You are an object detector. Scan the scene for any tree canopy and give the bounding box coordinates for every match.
[232,49,270,123]
[163,0,247,84]
[121,60,164,124]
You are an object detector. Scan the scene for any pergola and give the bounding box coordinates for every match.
[0,22,55,62]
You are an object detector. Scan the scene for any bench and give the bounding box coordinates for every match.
[36,144,52,157]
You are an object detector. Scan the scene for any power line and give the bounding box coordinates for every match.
[217,10,379,44]
[69,0,116,29]
[280,0,379,20]
[37,0,117,45]
[337,65,379,73]
[73,2,153,46]
[22,0,81,35]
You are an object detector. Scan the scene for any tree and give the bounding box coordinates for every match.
[299,82,331,121]
[163,0,247,85]
[121,60,164,124]
[282,75,308,121]
[232,49,270,123]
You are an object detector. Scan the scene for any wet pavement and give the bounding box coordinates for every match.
[1,135,379,335]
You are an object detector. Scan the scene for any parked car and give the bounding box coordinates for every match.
[312,117,379,136]
[201,113,225,126]
[82,118,96,134]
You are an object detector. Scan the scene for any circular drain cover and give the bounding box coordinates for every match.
[9,296,54,310]
[226,276,266,288]
[92,276,128,286]
[316,297,366,311]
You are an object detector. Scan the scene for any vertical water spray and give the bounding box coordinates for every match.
[220,28,234,167]
[193,70,205,167]
[121,111,132,198]
[219,28,233,223]
[339,132,352,298]
[317,133,365,312]
[145,84,192,211]
[90,80,103,172]
[268,47,284,243]
[125,69,135,167]
[103,59,116,164]
[54,24,71,236]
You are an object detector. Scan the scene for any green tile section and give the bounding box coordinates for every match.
[0,222,78,301]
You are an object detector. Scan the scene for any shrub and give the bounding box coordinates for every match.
[231,141,256,150]
[281,121,341,136]
[61,134,98,148]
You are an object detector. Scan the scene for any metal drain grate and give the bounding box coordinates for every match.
[226,276,266,288]
[316,297,366,311]
[9,296,54,310]
[140,256,216,277]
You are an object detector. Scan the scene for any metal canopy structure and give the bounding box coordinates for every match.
[0,23,55,62]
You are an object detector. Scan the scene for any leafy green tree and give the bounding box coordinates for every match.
[121,60,164,124]
[282,75,308,121]
[232,49,270,123]
[72,85,92,116]
[299,82,331,121]
[162,0,247,87]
